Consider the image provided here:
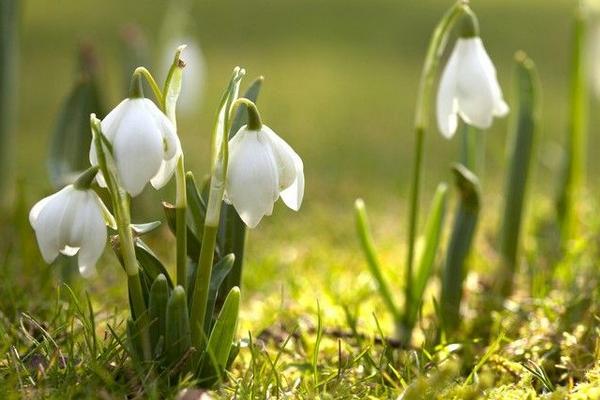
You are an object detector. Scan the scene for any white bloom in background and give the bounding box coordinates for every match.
[436,37,509,138]
[89,98,181,196]
[225,125,304,228]
[29,185,108,276]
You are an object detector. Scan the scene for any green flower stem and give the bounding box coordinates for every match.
[132,67,163,104]
[175,155,187,288]
[405,1,467,332]
[90,115,152,361]
[190,224,218,349]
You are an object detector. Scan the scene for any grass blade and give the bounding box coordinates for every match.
[497,52,539,296]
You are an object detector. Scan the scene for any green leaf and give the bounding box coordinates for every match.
[149,274,169,358]
[48,46,104,188]
[164,201,202,261]
[408,182,448,329]
[131,221,162,236]
[134,239,174,289]
[498,52,539,296]
[198,286,240,385]
[204,254,235,334]
[354,199,400,323]
[163,45,186,123]
[440,164,480,333]
[165,286,192,372]
[556,7,587,244]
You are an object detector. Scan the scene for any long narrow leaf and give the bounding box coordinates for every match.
[165,286,192,373]
[498,52,539,296]
[48,46,104,188]
[198,287,240,385]
[204,254,235,334]
[407,182,448,330]
[440,164,480,333]
[354,199,401,323]
[556,7,587,243]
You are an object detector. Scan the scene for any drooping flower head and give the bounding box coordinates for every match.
[29,167,111,276]
[89,74,181,196]
[225,101,304,228]
[436,7,509,138]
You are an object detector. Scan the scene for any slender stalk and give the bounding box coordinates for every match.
[190,223,218,348]
[133,66,164,104]
[175,155,187,288]
[404,1,466,334]
[91,116,152,361]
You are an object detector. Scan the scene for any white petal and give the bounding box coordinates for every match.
[31,186,74,263]
[454,38,497,129]
[261,126,305,211]
[437,41,461,138]
[280,151,304,211]
[144,98,180,160]
[101,99,131,141]
[474,39,509,117]
[261,126,298,190]
[77,195,107,275]
[150,154,179,190]
[113,101,165,196]
[226,130,279,228]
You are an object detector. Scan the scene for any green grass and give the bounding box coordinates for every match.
[2,0,600,398]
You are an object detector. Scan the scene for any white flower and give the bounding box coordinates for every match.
[436,37,509,138]
[29,185,108,276]
[225,125,304,228]
[89,98,181,196]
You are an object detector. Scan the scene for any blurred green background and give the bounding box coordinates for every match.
[14,0,592,307]
[19,0,581,203]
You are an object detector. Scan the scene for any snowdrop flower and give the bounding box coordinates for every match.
[89,76,181,196]
[225,102,304,228]
[29,168,110,276]
[436,10,509,138]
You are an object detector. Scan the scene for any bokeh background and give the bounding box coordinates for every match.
[14,0,594,325]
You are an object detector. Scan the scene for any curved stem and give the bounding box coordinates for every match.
[404,1,466,335]
[132,67,163,104]
[229,98,262,131]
